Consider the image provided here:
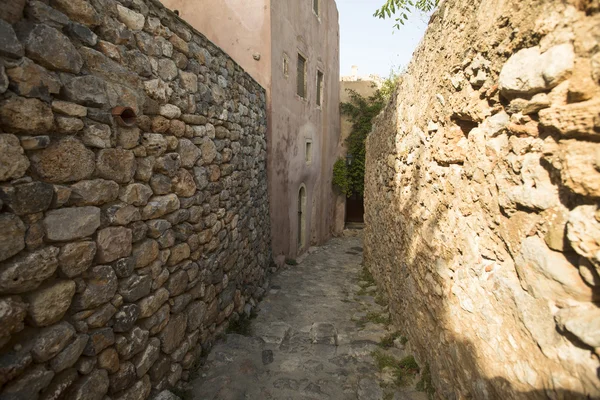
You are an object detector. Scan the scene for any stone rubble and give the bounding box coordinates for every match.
[0,0,271,398]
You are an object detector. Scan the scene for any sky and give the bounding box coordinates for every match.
[337,0,430,79]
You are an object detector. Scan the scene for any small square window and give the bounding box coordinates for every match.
[305,141,312,164]
[316,70,324,107]
[297,53,307,98]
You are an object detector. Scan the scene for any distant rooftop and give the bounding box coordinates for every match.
[341,65,383,85]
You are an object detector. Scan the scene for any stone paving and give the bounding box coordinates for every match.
[183,233,430,400]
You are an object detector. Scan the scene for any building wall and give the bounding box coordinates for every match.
[364,0,600,398]
[159,0,272,91]
[0,0,271,398]
[270,0,340,258]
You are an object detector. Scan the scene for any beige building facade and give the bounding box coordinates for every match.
[162,0,341,261]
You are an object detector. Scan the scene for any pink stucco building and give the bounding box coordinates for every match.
[161,0,341,261]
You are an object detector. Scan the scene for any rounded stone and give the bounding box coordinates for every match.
[96,148,136,184]
[25,280,76,327]
[0,296,27,345]
[43,206,101,242]
[31,322,76,362]
[0,134,30,181]
[71,265,118,311]
[31,137,95,183]
[96,227,133,263]
[0,97,54,134]
[172,169,197,197]
[58,241,96,278]
[0,213,26,262]
[0,246,59,294]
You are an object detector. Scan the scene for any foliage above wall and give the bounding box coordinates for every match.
[335,88,386,198]
[374,0,439,29]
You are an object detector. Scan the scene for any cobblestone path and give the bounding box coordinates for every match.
[185,234,429,400]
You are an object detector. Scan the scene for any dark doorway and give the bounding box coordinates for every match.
[345,193,364,223]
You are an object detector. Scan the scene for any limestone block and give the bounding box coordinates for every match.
[142,133,168,156]
[1,365,54,400]
[0,213,26,262]
[0,296,27,347]
[71,265,118,311]
[0,97,54,133]
[133,337,160,377]
[31,137,95,183]
[142,194,180,220]
[83,327,115,356]
[0,20,24,58]
[44,206,101,241]
[55,115,84,134]
[557,140,600,198]
[155,153,182,177]
[158,313,187,354]
[83,124,112,148]
[69,179,119,206]
[96,148,136,183]
[165,270,188,297]
[515,236,592,302]
[177,138,201,168]
[567,205,600,269]
[65,368,109,400]
[179,71,198,93]
[96,227,133,263]
[143,78,172,102]
[113,304,140,333]
[539,99,600,138]
[556,306,600,349]
[115,327,149,361]
[0,246,59,294]
[50,334,88,372]
[25,280,76,327]
[200,137,217,164]
[109,362,136,393]
[137,288,169,318]
[119,274,152,303]
[63,75,108,107]
[172,169,197,197]
[98,347,119,374]
[132,239,159,269]
[31,322,75,362]
[159,104,181,119]
[18,23,83,73]
[58,241,96,278]
[116,4,145,31]
[499,44,574,97]
[51,0,101,26]
[6,58,62,100]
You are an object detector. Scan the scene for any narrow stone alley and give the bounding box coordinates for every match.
[184,233,430,400]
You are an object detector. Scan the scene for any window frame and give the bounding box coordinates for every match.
[305,140,313,165]
[316,69,324,108]
[296,52,307,100]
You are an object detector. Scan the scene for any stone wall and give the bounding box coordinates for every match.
[364,0,600,398]
[0,0,271,398]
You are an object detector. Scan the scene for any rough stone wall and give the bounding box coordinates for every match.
[0,0,271,398]
[364,0,600,398]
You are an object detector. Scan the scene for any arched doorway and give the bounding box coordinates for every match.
[298,185,307,251]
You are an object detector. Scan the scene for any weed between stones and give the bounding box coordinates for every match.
[372,350,420,387]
